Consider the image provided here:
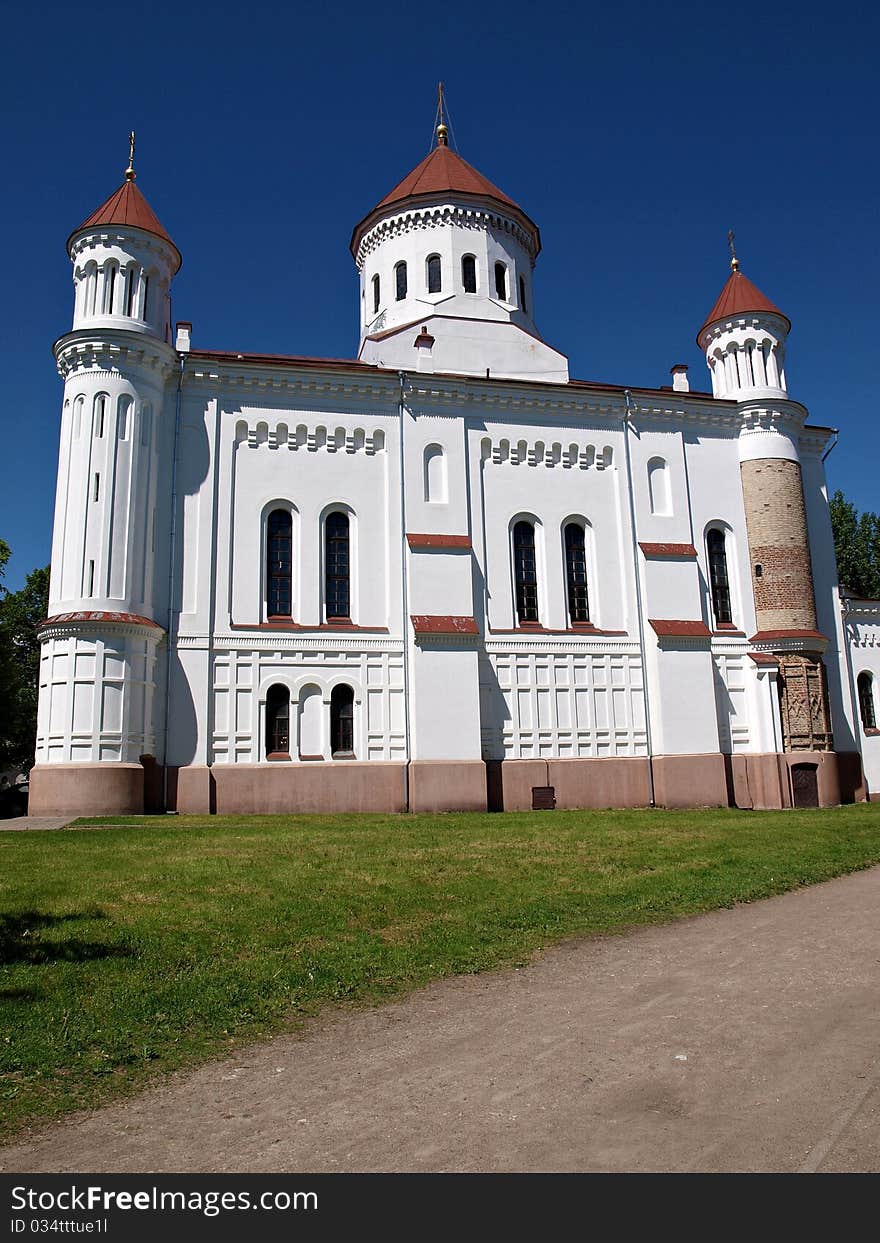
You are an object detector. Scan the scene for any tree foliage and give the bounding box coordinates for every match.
[0,548,50,771]
[830,491,880,600]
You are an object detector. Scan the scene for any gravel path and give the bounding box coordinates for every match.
[2,865,879,1173]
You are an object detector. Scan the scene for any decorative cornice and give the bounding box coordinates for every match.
[54,331,177,381]
[38,610,165,643]
[483,637,641,655]
[354,203,535,269]
[176,633,404,653]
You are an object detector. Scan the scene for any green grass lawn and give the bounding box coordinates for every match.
[2,803,880,1144]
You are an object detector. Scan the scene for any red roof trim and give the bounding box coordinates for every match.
[39,610,163,631]
[488,626,628,636]
[649,619,712,638]
[406,533,472,550]
[70,180,180,270]
[351,144,541,258]
[639,542,698,558]
[698,268,790,340]
[748,652,780,666]
[410,614,479,635]
[749,629,829,643]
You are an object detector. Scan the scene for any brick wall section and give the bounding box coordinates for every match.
[740,458,818,631]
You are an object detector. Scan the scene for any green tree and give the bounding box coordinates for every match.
[0,550,50,771]
[829,491,880,600]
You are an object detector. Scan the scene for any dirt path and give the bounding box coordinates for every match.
[3,866,880,1173]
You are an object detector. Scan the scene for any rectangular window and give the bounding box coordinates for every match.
[87,560,95,596]
[93,473,100,502]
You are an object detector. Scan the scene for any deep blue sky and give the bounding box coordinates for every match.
[2,0,877,591]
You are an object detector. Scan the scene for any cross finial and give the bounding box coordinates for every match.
[728,228,740,272]
[436,82,448,146]
[125,130,136,181]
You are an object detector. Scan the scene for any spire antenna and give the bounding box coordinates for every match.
[728,228,740,272]
[436,82,449,147]
[125,130,136,182]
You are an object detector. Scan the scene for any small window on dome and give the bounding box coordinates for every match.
[427,255,441,294]
[372,273,380,314]
[519,275,527,313]
[395,262,407,301]
[462,254,477,293]
[494,262,507,301]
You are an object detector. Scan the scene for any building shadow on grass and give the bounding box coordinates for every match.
[0,911,133,966]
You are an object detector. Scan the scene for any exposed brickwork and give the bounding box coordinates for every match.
[778,653,833,752]
[740,458,818,631]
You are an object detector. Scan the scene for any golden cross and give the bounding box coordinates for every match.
[125,130,136,181]
[728,229,739,271]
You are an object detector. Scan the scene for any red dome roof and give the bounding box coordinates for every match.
[699,267,789,339]
[351,142,540,257]
[70,179,180,270]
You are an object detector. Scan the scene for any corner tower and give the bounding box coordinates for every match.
[351,119,568,382]
[29,137,181,817]
[699,247,832,754]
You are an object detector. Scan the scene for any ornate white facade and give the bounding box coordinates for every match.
[30,127,879,816]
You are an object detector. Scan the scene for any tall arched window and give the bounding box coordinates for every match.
[94,394,107,437]
[325,512,350,620]
[427,255,441,293]
[267,509,292,617]
[707,528,732,625]
[648,457,671,516]
[494,262,507,301]
[395,261,407,301]
[104,262,117,314]
[424,444,447,503]
[564,523,590,624]
[330,684,355,757]
[141,274,150,321]
[519,275,527,313]
[265,684,291,758]
[462,254,477,293]
[513,520,539,624]
[124,267,137,316]
[372,273,380,313]
[858,672,877,730]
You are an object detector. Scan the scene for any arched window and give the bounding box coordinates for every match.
[427,254,441,293]
[462,254,477,293]
[141,274,150,321]
[117,395,132,441]
[424,444,447,502]
[73,395,84,438]
[858,672,877,730]
[564,523,590,624]
[104,262,117,315]
[707,528,732,625]
[266,509,292,617]
[372,273,380,313]
[648,457,671,516]
[395,261,407,301]
[265,684,291,758]
[124,267,137,316]
[519,275,527,313]
[94,394,107,437]
[330,684,355,757]
[494,262,507,301]
[513,520,539,624]
[325,511,350,620]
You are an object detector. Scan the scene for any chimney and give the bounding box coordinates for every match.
[670,363,689,393]
[175,321,192,353]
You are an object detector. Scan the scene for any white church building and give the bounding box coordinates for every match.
[30,121,880,816]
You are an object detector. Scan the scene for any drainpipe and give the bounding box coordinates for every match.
[398,370,413,811]
[623,390,656,807]
[161,352,186,812]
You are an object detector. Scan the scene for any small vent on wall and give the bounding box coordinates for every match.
[531,785,556,811]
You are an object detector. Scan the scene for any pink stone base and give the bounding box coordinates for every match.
[729,751,866,809]
[489,757,653,812]
[27,764,144,817]
[408,761,487,813]
[652,754,729,809]
[206,762,407,815]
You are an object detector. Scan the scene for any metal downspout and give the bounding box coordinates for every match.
[161,352,186,812]
[623,390,656,807]
[398,371,413,812]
